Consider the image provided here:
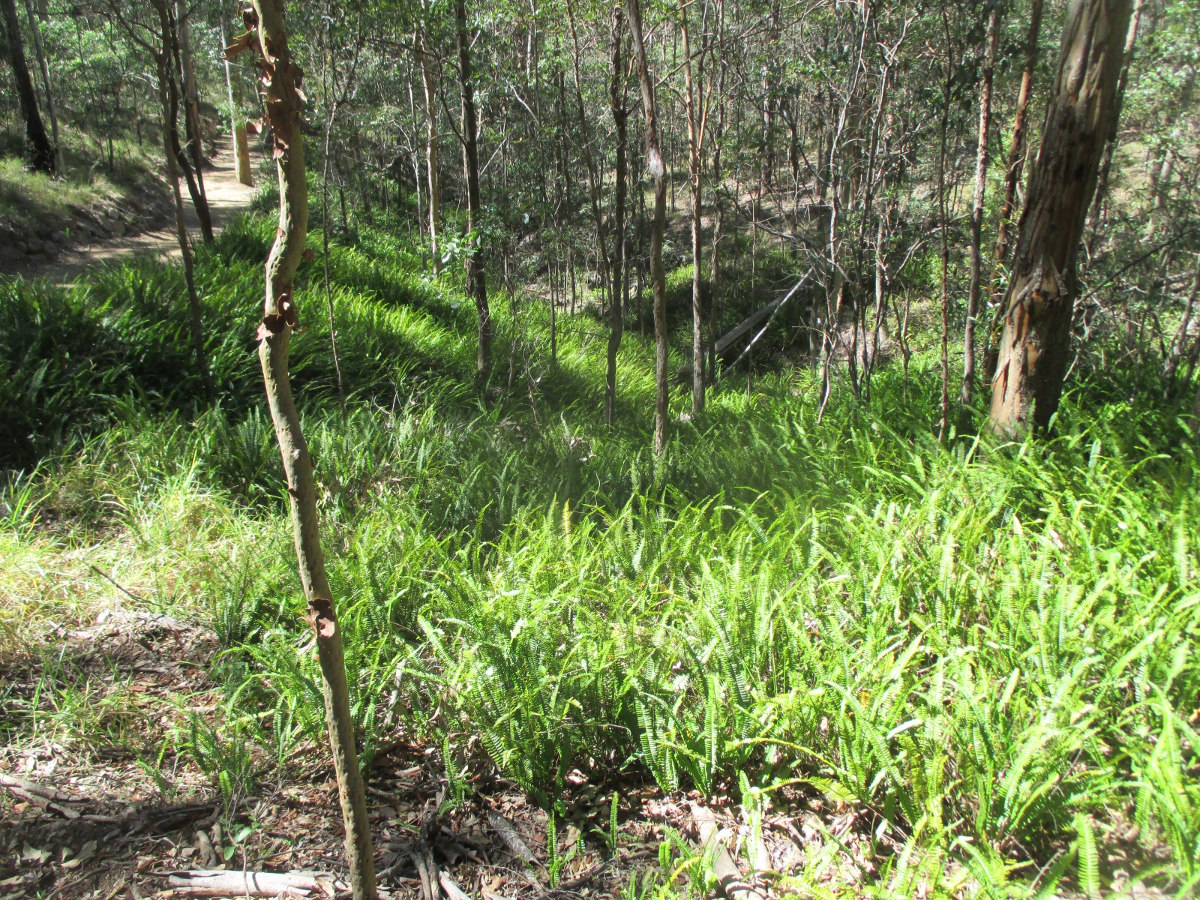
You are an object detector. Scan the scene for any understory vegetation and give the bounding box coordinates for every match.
[2,211,1198,897]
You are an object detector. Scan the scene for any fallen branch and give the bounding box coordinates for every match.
[437,871,472,900]
[0,773,83,818]
[689,802,766,900]
[487,810,537,865]
[166,869,336,897]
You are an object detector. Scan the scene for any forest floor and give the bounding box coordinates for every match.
[0,586,813,899]
[8,138,254,287]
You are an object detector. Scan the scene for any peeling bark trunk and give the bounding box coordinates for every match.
[248,1,377,897]
[1087,0,1143,230]
[988,0,1132,435]
[985,0,1043,378]
[627,0,668,455]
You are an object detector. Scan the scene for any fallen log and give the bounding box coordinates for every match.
[689,802,766,900]
[166,869,335,897]
[717,271,814,377]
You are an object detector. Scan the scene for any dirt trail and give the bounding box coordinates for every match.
[16,138,256,287]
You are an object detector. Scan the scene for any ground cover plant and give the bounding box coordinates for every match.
[1,203,1198,897]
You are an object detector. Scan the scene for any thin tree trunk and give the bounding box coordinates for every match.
[989,0,1132,434]
[962,6,999,406]
[175,0,204,173]
[937,9,953,442]
[219,13,253,187]
[1163,260,1200,398]
[454,0,491,392]
[415,14,441,276]
[169,0,211,242]
[2,0,55,173]
[22,0,60,173]
[155,44,212,400]
[245,1,377,897]
[627,0,668,455]
[606,7,627,427]
[679,0,706,416]
[565,0,612,315]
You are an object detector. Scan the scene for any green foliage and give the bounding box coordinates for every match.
[3,213,1199,897]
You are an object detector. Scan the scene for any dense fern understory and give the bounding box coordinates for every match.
[1,210,1198,898]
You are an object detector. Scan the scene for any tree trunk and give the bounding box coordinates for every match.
[220,13,254,187]
[988,0,1132,435]
[985,0,1043,377]
[155,42,212,400]
[247,1,377,897]
[22,0,60,173]
[679,0,705,417]
[565,0,612,318]
[454,0,492,393]
[937,9,953,442]
[169,0,212,242]
[962,6,999,406]
[416,16,441,276]
[627,0,668,455]
[606,7,627,427]
[1,0,55,174]
[175,0,204,173]
[1087,0,1143,230]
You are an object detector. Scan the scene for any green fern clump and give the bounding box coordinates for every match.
[4,207,1200,896]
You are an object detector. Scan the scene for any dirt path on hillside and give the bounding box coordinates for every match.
[14,138,257,287]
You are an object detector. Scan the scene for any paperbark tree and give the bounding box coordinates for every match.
[1,0,55,174]
[988,0,1133,434]
[238,1,378,896]
[627,0,668,454]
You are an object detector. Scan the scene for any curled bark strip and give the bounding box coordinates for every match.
[307,597,337,638]
[223,31,254,60]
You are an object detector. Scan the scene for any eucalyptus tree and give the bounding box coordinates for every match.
[989,0,1133,433]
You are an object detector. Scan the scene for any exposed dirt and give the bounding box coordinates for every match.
[4,140,255,288]
[0,592,902,899]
